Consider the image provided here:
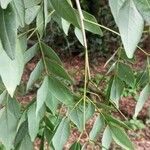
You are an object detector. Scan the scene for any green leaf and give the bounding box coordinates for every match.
[14,121,28,147]
[69,107,83,131]
[18,134,33,150]
[109,0,125,23]
[0,40,24,97]
[110,77,124,106]
[44,0,48,28]
[0,0,12,9]
[25,5,40,25]
[110,124,134,150]
[45,92,60,114]
[0,90,7,105]
[117,62,135,87]
[82,10,103,35]
[134,84,150,118]
[17,111,27,131]
[13,0,25,27]
[44,116,55,131]
[24,43,39,64]
[52,118,70,150]
[48,76,74,105]
[136,70,148,87]
[36,6,44,37]
[28,103,44,141]
[70,102,95,131]
[133,0,150,24]
[36,76,49,116]
[70,142,82,150]
[61,19,70,36]
[102,126,112,150]
[51,0,102,36]
[41,42,62,65]
[103,113,129,129]
[85,102,95,121]
[18,32,27,52]
[45,58,72,82]
[44,127,54,144]
[23,0,41,8]
[117,0,144,58]
[0,97,18,150]
[74,9,103,35]
[75,28,83,46]
[0,5,17,59]
[89,115,104,140]
[27,59,44,91]
[8,97,21,119]
[50,0,79,27]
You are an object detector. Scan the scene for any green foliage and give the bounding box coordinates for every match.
[0,0,149,150]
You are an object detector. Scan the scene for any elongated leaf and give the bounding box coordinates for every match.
[0,5,17,59]
[0,97,19,150]
[104,113,129,129]
[50,0,79,27]
[89,115,104,140]
[102,126,112,150]
[18,35,27,52]
[17,111,27,131]
[0,108,18,150]
[28,103,45,141]
[45,58,72,82]
[41,42,62,65]
[75,28,83,45]
[70,142,82,150]
[82,10,103,35]
[45,92,60,114]
[0,90,7,105]
[110,77,124,106]
[36,76,49,116]
[70,102,95,131]
[134,84,150,118]
[25,5,40,25]
[44,116,55,131]
[117,0,144,58]
[85,102,95,121]
[48,76,74,105]
[69,107,83,131]
[18,134,33,150]
[27,59,44,91]
[52,118,70,150]
[117,62,135,87]
[36,6,44,37]
[8,97,21,119]
[62,19,70,36]
[14,121,28,147]
[0,0,12,9]
[24,43,39,64]
[13,0,25,27]
[23,0,41,8]
[44,0,48,27]
[109,0,125,22]
[133,0,150,24]
[44,127,54,144]
[110,124,134,150]
[0,40,24,97]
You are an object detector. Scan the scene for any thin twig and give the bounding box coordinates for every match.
[75,0,90,131]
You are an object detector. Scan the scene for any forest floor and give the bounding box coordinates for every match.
[21,36,150,150]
